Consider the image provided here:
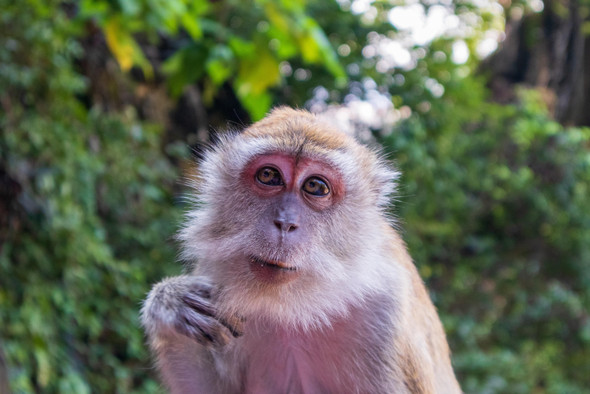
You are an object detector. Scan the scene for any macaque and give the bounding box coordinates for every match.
[141,107,461,393]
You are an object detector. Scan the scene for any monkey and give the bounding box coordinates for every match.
[141,107,461,393]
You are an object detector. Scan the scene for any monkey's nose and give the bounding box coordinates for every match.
[274,219,298,233]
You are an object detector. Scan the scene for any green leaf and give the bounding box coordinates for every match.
[162,44,207,97]
[206,45,235,86]
[237,90,272,121]
[234,45,281,119]
[103,16,153,78]
[181,13,202,40]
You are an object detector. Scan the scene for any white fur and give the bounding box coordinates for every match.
[178,126,400,331]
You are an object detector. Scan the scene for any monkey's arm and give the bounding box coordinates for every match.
[141,275,240,393]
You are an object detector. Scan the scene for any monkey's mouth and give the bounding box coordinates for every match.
[249,255,297,271]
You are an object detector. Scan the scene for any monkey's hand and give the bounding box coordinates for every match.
[141,275,243,347]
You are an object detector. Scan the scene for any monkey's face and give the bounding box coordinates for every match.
[238,152,346,285]
[179,109,398,329]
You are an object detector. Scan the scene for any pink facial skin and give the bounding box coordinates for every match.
[241,153,345,284]
[242,153,344,211]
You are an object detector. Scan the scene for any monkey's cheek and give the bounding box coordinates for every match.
[248,260,299,285]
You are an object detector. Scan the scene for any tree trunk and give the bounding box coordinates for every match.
[482,0,590,127]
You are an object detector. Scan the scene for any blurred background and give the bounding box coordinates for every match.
[1,0,589,392]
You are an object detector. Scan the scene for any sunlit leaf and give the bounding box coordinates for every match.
[103,17,153,78]
[263,2,345,82]
[264,2,290,35]
[181,13,202,40]
[298,28,321,63]
[236,46,281,95]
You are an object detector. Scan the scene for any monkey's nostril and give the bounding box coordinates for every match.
[274,220,298,233]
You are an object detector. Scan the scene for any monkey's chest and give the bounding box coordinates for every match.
[233,331,379,394]
[243,346,324,393]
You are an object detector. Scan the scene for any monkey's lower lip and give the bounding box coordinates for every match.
[249,256,296,271]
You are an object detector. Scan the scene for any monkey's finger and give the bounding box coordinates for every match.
[182,291,216,317]
[184,292,242,338]
[176,308,231,346]
[174,317,212,345]
[218,315,244,338]
[182,290,243,339]
[188,282,213,299]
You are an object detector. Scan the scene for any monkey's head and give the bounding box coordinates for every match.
[179,107,399,330]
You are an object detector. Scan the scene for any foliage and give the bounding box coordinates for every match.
[1,0,589,392]
[79,0,345,120]
[385,80,590,392]
[0,0,180,391]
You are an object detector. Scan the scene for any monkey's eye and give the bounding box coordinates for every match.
[302,177,330,196]
[256,167,284,186]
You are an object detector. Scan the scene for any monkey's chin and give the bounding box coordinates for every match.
[248,255,299,284]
